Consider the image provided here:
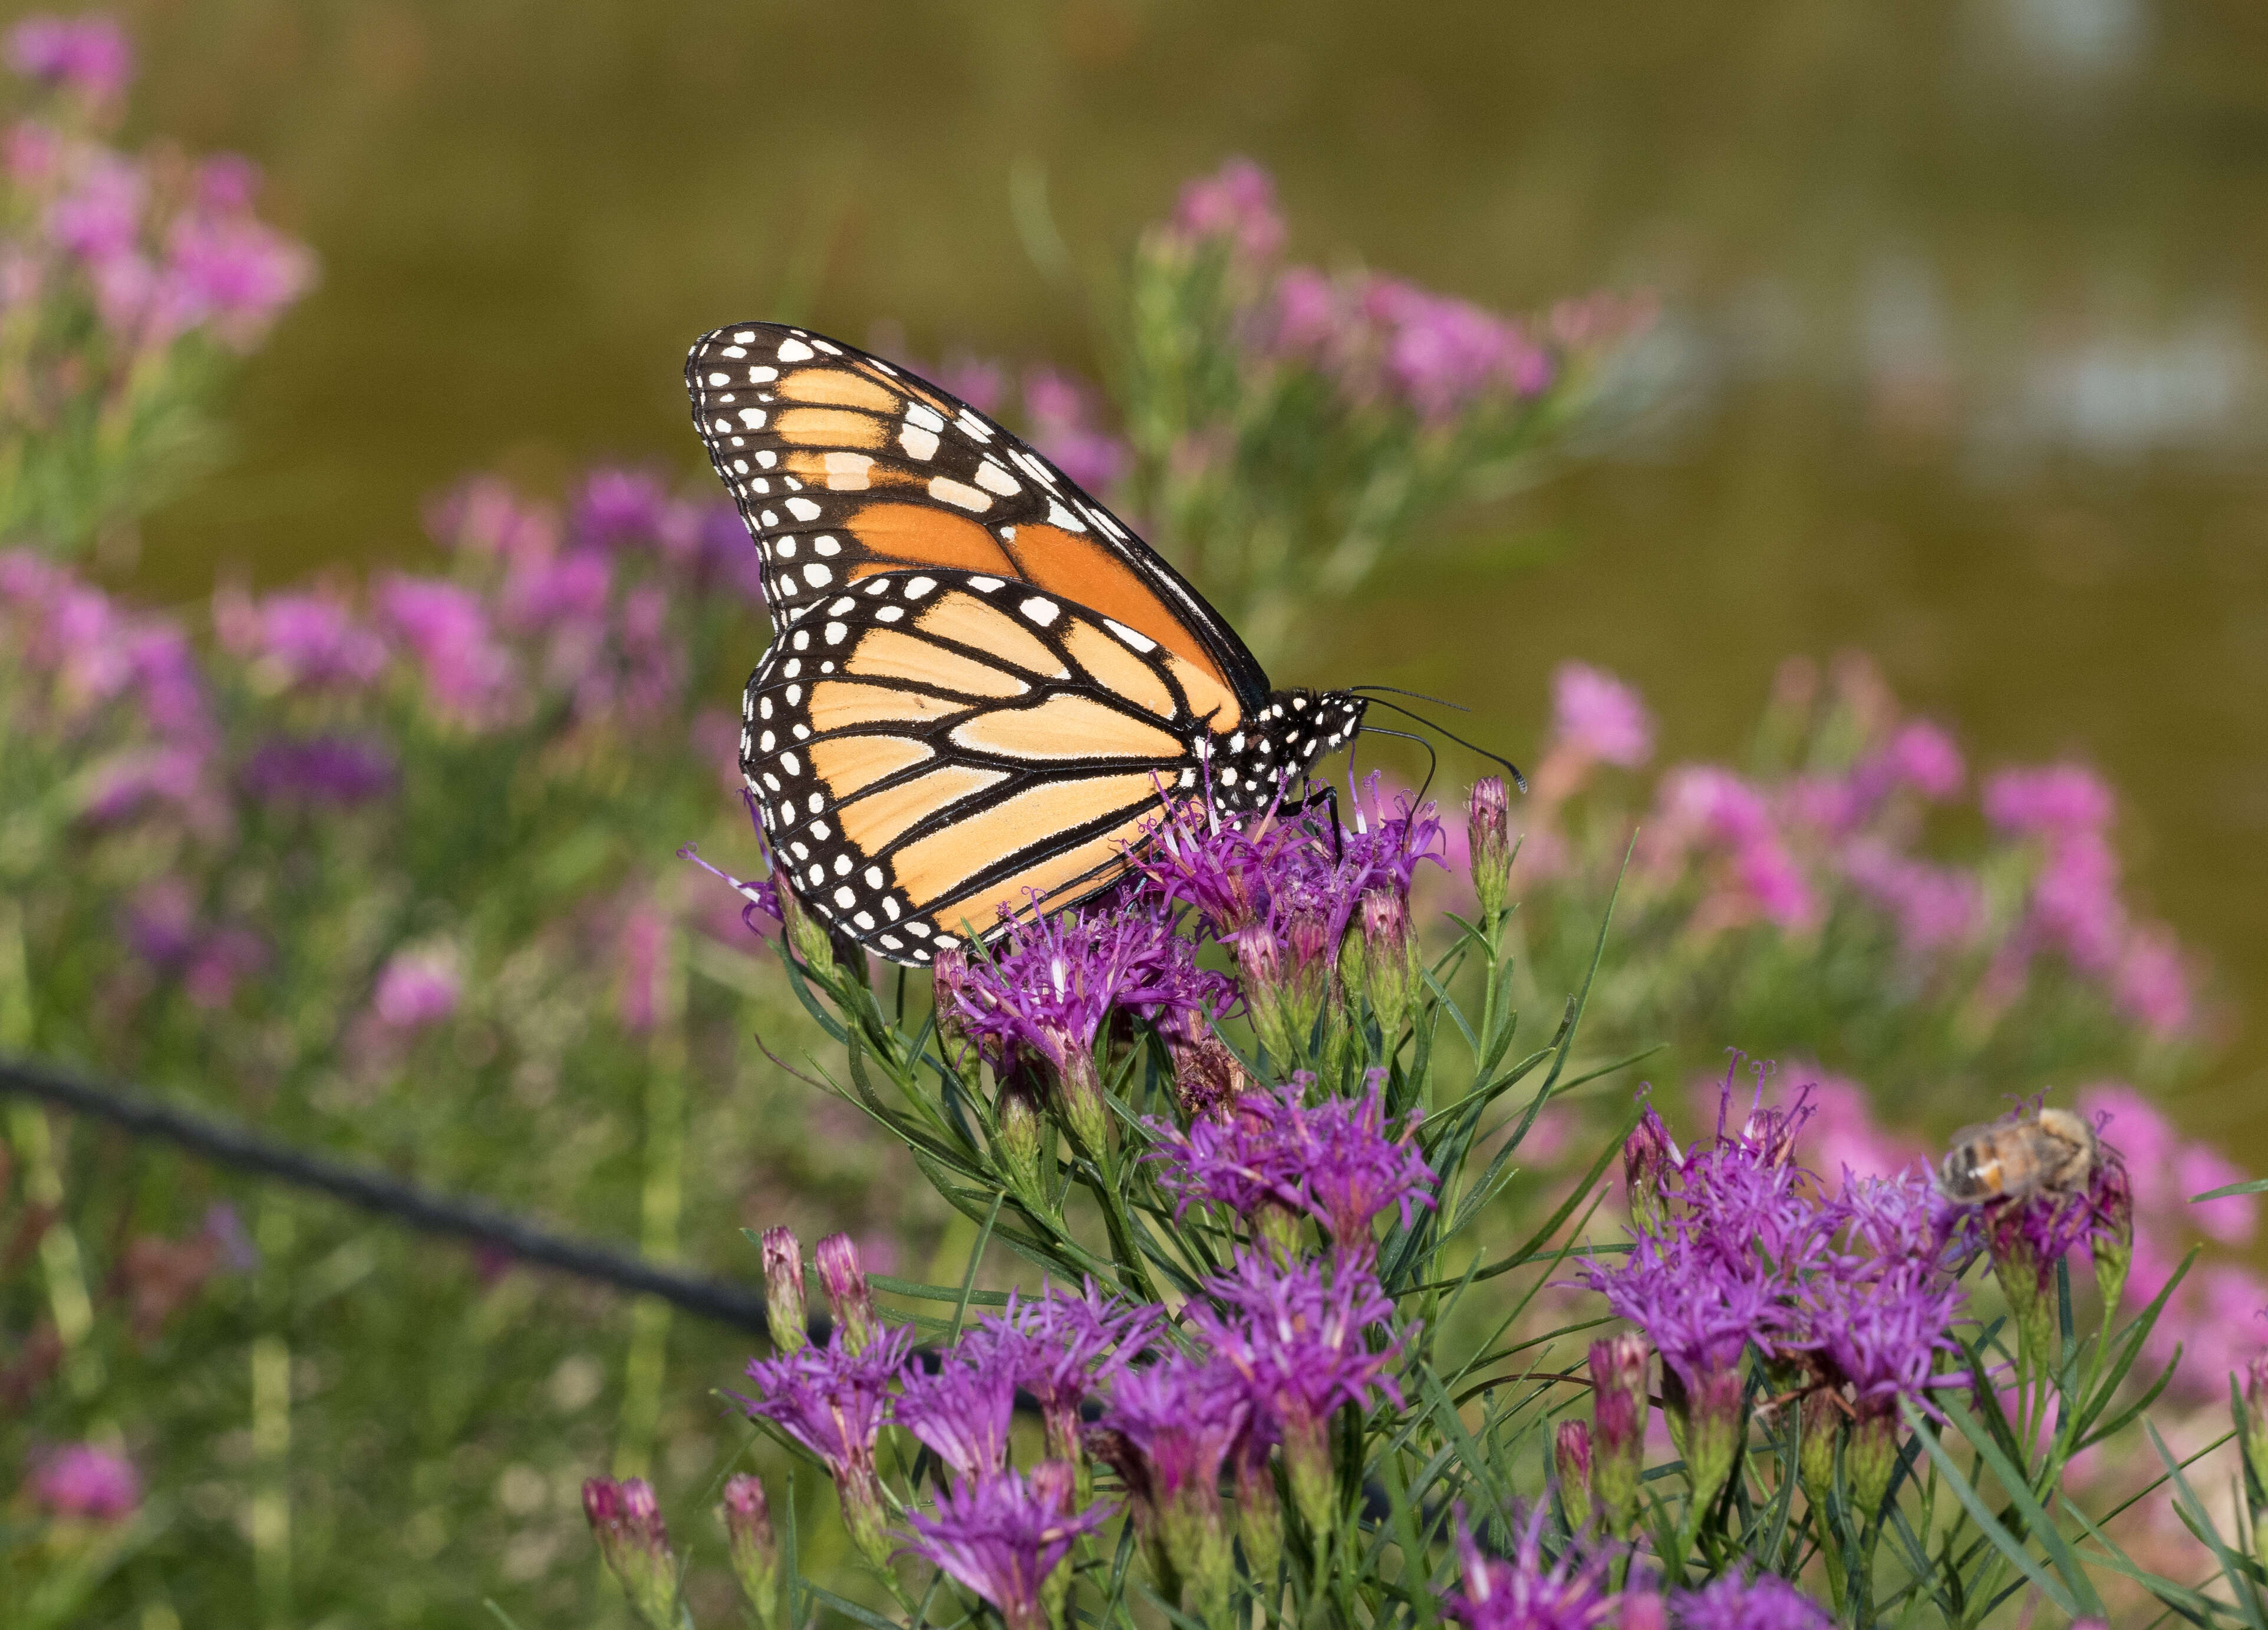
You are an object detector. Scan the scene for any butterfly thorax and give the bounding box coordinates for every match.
[1205,688,1369,814]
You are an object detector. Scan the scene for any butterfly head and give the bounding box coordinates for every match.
[1207,688,1369,813]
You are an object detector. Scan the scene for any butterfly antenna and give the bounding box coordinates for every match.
[1354,725,1439,804]
[1350,683,1470,714]
[1357,696,1527,793]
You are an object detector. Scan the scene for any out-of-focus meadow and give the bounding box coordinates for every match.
[6,1,2268,1623]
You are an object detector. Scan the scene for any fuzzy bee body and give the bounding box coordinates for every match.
[1937,1107,2100,1206]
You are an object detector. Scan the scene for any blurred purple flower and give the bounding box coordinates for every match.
[1671,1574,1832,1630]
[29,1443,139,1522]
[1551,661,1653,768]
[615,896,667,1034]
[1441,1505,1616,1630]
[1022,367,1128,493]
[1648,767,1817,931]
[163,211,315,341]
[1838,840,1980,958]
[45,148,139,262]
[2114,926,2194,1038]
[1169,156,1285,262]
[215,587,389,690]
[80,744,213,824]
[900,1466,1113,1630]
[5,118,61,185]
[239,735,397,807]
[1363,277,1553,419]
[1983,763,2115,837]
[182,925,265,1009]
[375,575,520,727]
[202,1202,259,1272]
[6,14,131,104]
[934,354,1008,415]
[371,949,460,1031]
[427,475,561,566]
[195,153,260,211]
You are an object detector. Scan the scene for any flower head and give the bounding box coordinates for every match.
[758,1225,808,1354]
[741,1322,914,1564]
[1669,1573,1832,1630]
[1185,1249,1403,1432]
[1442,1506,1617,1630]
[718,1475,783,1630]
[1096,1355,1248,1620]
[1147,1074,1437,1255]
[901,1466,1115,1630]
[29,1443,139,1521]
[582,1477,678,1629]
[965,1279,1162,1460]
[375,575,520,728]
[214,587,388,690]
[894,1349,1018,1480]
[1021,367,1129,494]
[1983,763,2114,837]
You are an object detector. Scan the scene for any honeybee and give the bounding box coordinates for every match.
[1937,1107,2101,1206]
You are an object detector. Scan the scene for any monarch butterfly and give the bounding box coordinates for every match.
[687,321,1369,966]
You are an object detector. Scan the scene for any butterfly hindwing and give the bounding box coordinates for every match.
[687,321,1264,721]
[740,568,1216,959]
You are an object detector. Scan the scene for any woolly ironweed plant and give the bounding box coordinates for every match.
[585,783,2264,1630]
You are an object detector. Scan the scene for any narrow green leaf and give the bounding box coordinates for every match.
[1901,1402,2084,1618]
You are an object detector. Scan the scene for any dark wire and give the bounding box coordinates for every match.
[0,1051,778,1337]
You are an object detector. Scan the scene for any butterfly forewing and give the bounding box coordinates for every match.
[741,568,1214,960]
[687,321,1265,716]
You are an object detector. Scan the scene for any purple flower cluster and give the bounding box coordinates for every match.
[1522,656,2196,1040]
[28,1440,139,1521]
[7,15,131,104]
[1670,1573,1834,1630]
[961,1280,1161,1460]
[1146,1073,1436,1256]
[901,1466,1112,1630]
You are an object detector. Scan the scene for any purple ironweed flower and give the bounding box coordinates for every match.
[427,474,562,567]
[742,1322,915,1563]
[1131,793,1304,936]
[1554,1420,1594,1532]
[1442,1505,1617,1630]
[895,1349,1018,1480]
[900,1466,1114,1630]
[1790,1252,1961,1505]
[371,948,459,1032]
[680,834,785,945]
[967,1279,1163,1462]
[1022,367,1129,494]
[29,1443,139,1521]
[375,575,520,728]
[1669,1573,1832,1630]
[1620,1596,1668,1630]
[1646,767,1817,931]
[815,1232,881,1354]
[718,1475,783,1630]
[1184,1249,1402,1533]
[1983,763,2114,837]
[758,1225,808,1354]
[80,744,213,826]
[1587,1334,1649,1537]
[1551,662,1653,769]
[1349,886,1422,1037]
[1096,1354,1249,1621]
[1147,1074,1437,1256]
[239,735,397,807]
[215,587,388,690]
[1366,278,1554,418]
[942,903,1231,1153]
[1168,156,1285,262]
[6,14,131,103]
[572,467,678,551]
[583,1477,678,1628]
[2114,926,2193,1038]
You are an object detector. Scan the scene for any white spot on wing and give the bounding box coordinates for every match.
[786,497,822,522]
[901,425,939,460]
[777,338,815,362]
[927,476,991,513]
[1020,597,1060,626]
[1104,619,1156,652]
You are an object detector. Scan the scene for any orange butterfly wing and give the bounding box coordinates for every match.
[687,321,1261,733]
[741,569,1216,959]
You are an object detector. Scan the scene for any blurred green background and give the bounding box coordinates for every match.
[98,0,2268,1155]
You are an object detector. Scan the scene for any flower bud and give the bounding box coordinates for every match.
[1236,924,1293,1062]
[932,946,975,1067]
[1356,888,1422,1041]
[1799,1387,1843,1504]
[1622,1103,1678,1238]
[1278,908,1335,1061]
[779,887,838,984]
[1847,1404,1899,1523]
[815,1233,879,1354]
[1468,777,1514,919]
[1554,1420,1594,1533]
[1679,1364,1745,1519]
[718,1474,783,1630]
[1618,1595,1667,1630]
[2091,1160,2134,1318]
[760,1226,807,1354]
[1588,1334,1649,1537]
[583,1476,678,1629]
[1983,1204,2056,1367]
[994,1061,1047,1193]
[1234,1439,1283,1589]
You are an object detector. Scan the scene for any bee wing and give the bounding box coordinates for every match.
[1943,1123,2002,1150]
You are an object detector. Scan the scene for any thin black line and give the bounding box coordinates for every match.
[0,1052,774,1336]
